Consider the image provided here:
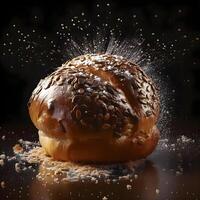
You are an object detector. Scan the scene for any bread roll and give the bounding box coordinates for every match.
[28,54,160,163]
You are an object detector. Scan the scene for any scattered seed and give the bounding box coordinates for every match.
[1,181,5,189]
[0,160,4,166]
[156,189,160,194]
[108,105,114,110]
[77,88,84,94]
[126,184,132,190]
[15,163,21,173]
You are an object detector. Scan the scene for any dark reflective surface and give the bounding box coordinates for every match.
[0,122,200,200]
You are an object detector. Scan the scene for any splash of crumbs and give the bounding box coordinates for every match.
[10,139,141,184]
[0,134,198,188]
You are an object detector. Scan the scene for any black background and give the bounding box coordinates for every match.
[0,0,200,129]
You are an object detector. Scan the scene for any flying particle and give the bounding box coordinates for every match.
[1,135,5,140]
[15,163,21,173]
[156,189,160,194]
[0,159,4,166]
[126,184,132,190]
[178,9,182,13]
[1,181,5,189]
[134,174,138,179]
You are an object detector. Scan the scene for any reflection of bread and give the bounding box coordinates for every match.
[28,54,160,162]
[31,161,159,200]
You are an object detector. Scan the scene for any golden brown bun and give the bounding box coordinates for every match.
[28,54,160,163]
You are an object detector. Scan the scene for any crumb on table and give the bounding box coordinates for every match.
[13,144,24,154]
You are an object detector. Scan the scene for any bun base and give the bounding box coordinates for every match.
[39,126,159,163]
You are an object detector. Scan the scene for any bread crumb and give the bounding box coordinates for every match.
[0,154,6,160]
[1,135,5,140]
[126,184,132,190]
[176,171,182,176]
[106,179,111,184]
[15,163,21,173]
[1,181,5,188]
[13,144,24,154]
[134,174,138,179]
[0,159,4,166]
[91,177,96,182]
[156,189,160,194]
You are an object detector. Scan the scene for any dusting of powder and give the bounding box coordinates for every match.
[0,134,197,185]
